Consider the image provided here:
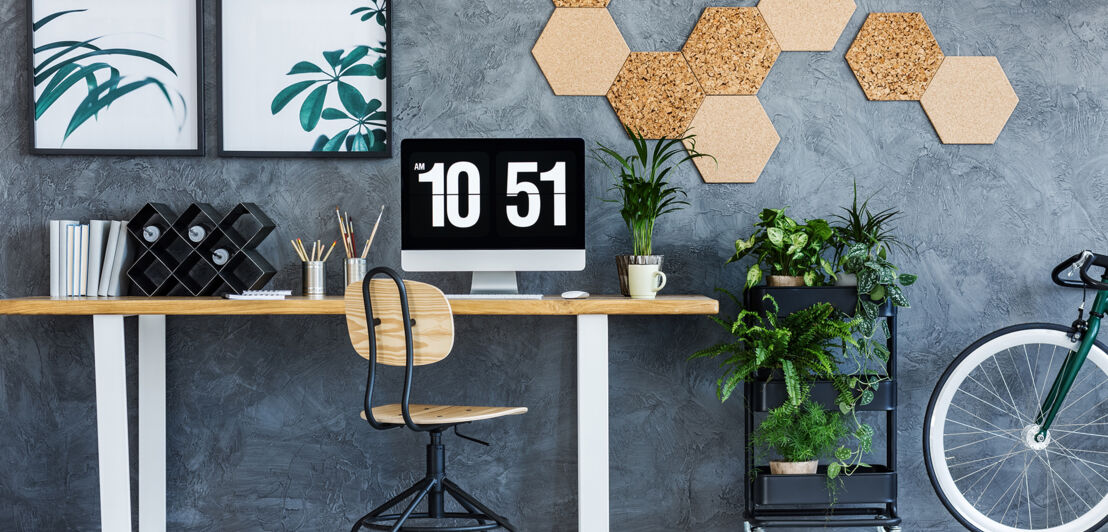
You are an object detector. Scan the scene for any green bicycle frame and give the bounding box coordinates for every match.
[1035,285,1108,441]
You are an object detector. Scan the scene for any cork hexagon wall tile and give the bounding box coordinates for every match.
[685,96,779,183]
[756,0,856,52]
[845,13,944,101]
[681,7,780,95]
[553,0,609,6]
[921,57,1019,144]
[532,8,630,96]
[606,52,706,139]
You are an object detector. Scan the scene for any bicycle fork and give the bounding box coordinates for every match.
[1034,287,1108,441]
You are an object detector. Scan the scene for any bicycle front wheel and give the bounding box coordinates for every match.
[925,323,1108,532]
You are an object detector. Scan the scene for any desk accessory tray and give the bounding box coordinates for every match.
[126,203,276,296]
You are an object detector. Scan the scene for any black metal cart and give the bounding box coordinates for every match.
[742,286,901,531]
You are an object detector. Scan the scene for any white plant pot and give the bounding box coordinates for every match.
[835,273,857,287]
[769,459,819,475]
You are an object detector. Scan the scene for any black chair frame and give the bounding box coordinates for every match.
[352,267,517,532]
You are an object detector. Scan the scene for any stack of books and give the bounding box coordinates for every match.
[48,220,133,297]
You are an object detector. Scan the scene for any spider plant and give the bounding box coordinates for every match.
[831,180,911,263]
[592,126,712,256]
[32,9,182,140]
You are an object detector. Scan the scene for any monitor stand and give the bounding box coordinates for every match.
[470,271,518,295]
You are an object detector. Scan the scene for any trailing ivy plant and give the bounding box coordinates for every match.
[592,126,712,256]
[728,208,836,289]
[271,1,388,152]
[32,9,184,141]
[832,182,917,337]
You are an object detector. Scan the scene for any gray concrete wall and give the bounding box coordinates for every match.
[1,0,1106,530]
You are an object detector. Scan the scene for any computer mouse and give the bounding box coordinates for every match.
[561,290,589,299]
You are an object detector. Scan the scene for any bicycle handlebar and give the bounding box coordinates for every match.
[1052,251,1108,291]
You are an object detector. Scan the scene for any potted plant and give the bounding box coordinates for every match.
[831,183,917,337]
[752,398,846,475]
[728,208,836,289]
[593,126,711,296]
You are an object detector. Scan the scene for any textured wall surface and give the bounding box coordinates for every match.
[1,0,1107,530]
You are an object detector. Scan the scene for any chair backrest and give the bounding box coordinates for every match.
[345,278,455,366]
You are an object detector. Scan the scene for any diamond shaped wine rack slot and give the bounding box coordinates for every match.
[127,203,276,296]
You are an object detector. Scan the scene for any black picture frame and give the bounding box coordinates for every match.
[25,0,205,156]
[216,0,392,158]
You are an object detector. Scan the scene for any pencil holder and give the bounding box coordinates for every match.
[302,261,326,298]
[344,258,367,286]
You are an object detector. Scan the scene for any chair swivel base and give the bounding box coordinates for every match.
[352,432,517,532]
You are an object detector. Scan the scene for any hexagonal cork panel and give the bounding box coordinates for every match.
[756,0,856,52]
[681,7,780,95]
[845,13,944,101]
[532,8,629,96]
[553,0,609,6]
[607,52,706,139]
[921,57,1019,144]
[685,96,779,183]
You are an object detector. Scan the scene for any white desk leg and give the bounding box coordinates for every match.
[139,315,167,532]
[92,315,133,532]
[577,314,609,532]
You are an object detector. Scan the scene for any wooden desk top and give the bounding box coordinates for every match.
[0,295,718,316]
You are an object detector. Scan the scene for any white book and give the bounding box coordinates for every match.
[106,222,132,297]
[78,225,90,296]
[65,224,77,296]
[55,219,77,297]
[86,220,110,296]
[49,220,61,297]
[98,221,122,297]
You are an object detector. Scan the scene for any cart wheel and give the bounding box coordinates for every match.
[743,522,752,532]
[885,526,901,531]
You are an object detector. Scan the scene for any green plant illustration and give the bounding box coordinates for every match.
[351,0,387,26]
[270,1,388,152]
[32,9,183,141]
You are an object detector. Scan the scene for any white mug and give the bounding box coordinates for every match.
[628,264,667,300]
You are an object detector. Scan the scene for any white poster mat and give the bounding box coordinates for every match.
[220,0,388,153]
[31,0,199,151]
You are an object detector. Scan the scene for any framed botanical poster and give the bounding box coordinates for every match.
[218,0,391,157]
[27,0,202,155]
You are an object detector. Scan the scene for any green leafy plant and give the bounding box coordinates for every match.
[690,296,859,404]
[832,183,917,337]
[351,0,388,26]
[752,398,847,463]
[593,126,712,256]
[728,208,835,289]
[32,9,183,140]
[271,2,388,152]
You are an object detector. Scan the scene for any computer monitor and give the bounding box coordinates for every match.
[401,138,586,294]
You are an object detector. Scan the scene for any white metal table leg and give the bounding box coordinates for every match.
[92,315,132,532]
[139,315,167,532]
[577,314,609,532]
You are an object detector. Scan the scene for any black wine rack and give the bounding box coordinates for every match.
[126,203,276,296]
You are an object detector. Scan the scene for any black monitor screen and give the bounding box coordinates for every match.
[401,138,586,250]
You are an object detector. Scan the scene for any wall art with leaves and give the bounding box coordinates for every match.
[27,0,202,154]
[219,0,390,157]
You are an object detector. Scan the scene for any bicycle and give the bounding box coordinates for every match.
[925,251,1108,531]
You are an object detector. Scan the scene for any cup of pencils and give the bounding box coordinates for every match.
[291,238,336,298]
[336,205,383,286]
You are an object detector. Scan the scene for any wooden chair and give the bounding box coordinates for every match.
[346,267,526,531]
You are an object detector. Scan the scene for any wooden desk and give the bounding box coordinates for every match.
[0,295,717,532]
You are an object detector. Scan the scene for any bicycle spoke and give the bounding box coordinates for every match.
[946,418,1022,445]
[1024,344,1042,409]
[948,432,1012,453]
[949,404,1023,441]
[969,372,1027,424]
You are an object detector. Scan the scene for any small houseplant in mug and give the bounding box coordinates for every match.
[729,208,836,289]
[593,126,711,297]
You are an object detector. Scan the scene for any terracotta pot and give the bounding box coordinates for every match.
[616,255,663,296]
[769,459,818,475]
[767,275,805,287]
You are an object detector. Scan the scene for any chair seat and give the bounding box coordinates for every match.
[363,404,528,425]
